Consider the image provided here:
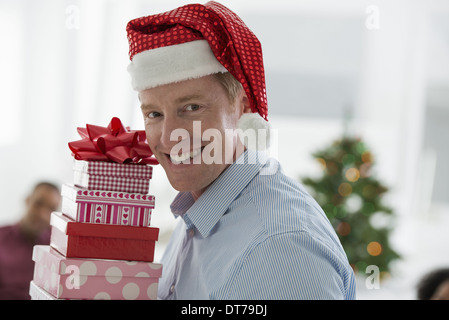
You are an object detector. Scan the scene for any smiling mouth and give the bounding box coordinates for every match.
[169,147,205,164]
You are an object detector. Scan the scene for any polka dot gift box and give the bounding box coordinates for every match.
[30,246,162,300]
[30,117,162,300]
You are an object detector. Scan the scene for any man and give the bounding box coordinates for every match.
[126,2,356,299]
[0,182,61,299]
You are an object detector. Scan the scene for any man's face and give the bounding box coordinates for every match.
[139,75,246,199]
[25,185,61,231]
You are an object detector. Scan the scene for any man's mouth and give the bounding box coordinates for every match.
[169,147,205,164]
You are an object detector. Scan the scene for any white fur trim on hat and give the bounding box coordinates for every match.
[237,113,271,150]
[127,40,227,91]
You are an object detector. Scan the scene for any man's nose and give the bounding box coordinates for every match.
[160,116,192,148]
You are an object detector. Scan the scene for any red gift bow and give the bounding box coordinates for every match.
[68,117,158,165]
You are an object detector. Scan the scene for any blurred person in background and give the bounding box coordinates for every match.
[0,182,61,300]
[417,268,449,300]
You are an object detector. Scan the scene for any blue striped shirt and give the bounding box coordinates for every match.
[158,150,356,299]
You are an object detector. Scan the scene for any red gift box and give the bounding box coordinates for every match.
[73,160,152,194]
[50,212,159,262]
[61,184,155,227]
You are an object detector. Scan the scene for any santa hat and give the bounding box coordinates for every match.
[126,1,270,149]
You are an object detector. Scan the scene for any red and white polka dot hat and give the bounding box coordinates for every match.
[126,1,268,123]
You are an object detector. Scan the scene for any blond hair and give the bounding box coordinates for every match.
[213,72,243,103]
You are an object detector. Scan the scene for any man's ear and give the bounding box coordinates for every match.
[237,89,251,115]
[242,97,251,114]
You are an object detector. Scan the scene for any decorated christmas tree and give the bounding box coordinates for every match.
[302,131,400,277]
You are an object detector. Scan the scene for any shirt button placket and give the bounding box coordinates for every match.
[168,224,195,299]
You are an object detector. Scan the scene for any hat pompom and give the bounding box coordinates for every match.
[237,113,271,150]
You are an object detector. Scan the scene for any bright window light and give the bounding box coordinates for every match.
[0,6,22,146]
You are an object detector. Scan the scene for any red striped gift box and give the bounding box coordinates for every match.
[61,184,154,227]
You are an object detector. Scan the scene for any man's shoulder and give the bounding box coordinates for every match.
[241,158,343,250]
[244,158,319,230]
[245,157,305,198]
[0,224,17,235]
[0,223,22,242]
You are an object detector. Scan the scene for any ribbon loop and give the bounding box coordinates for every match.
[68,117,158,165]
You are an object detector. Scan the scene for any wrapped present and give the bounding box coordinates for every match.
[32,245,162,300]
[73,160,152,194]
[30,281,63,300]
[50,212,159,262]
[73,171,150,194]
[61,184,154,227]
[68,117,158,193]
[74,159,153,179]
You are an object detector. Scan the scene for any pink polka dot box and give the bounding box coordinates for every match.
[31,245,162,300]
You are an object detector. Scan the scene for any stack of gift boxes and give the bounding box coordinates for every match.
[29,118,162,300]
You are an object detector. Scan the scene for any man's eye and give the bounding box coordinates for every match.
[147,111,162,119]
[185,104,200,112]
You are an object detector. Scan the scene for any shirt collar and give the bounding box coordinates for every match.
[170,149,268,238]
